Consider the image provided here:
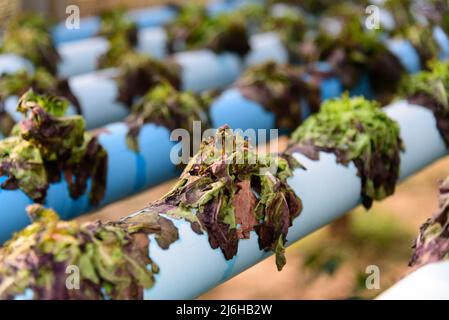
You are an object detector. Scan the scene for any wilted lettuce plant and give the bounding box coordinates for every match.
[0,68,81,116]
[126,81,211,152]
[0,90,107,206]
[146,125,303,270]
[97,8,138,69]
[236,61,321,131]
[312,16,404,100]
[166,4,209,53]
[288,94,403,209]
[410,175,449,268]
[98,7,137,43]
[400,60,449,145]
[0,204,179,299]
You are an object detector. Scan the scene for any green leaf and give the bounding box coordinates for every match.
[288,94,403,209]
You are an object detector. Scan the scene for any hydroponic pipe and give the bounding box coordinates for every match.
[58,27,288,77]
[142,99,447,299]
[51,5,178,45]
[0,1,254,78]
[376,261,449,299]
[0,32,287,135]
[209,26,449,131]
[0,30,426,135]
[51,0,250,44]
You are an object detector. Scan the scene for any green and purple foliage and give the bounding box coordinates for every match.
[288,94,403,209]
[0,90,107,206]
[0,204,178,299]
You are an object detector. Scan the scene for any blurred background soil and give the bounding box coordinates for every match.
[78,139,449,299]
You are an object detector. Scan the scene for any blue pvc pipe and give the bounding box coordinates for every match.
[385,38,421,73]
[1,49,243,130]
[2,34,288,131]
[209,44,420,132]
[434,26,449,60]
[210,72,342,132]
[51,0,251,44]
[57,36,110,77]
[0,31,438,134]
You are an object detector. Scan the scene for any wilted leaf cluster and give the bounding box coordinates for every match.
[400,60,449,145]
[126,82,211,152]
[1,14,59,74]
[114,52,181,107]
[166,4,250,56]
[0,90,107,206]
[0,69,81,136]
[312,16,404,100]
[146,126,303,270]
[410,176,449,268]
[0,204,178,300]
[236,61,321,130]
[288,95,403,209]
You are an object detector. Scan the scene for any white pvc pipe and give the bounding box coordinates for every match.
[377,261,449,300]
[141,100,447,299]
